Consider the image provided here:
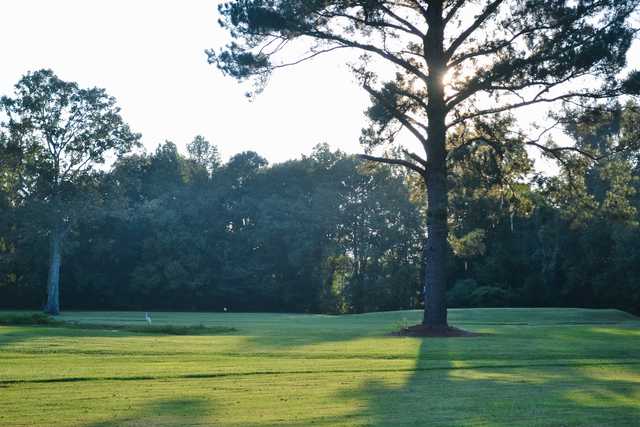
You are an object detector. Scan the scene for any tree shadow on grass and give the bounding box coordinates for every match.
[0,325,232,385]
[0,321,235,350]
[84,398,213,427]
[0,325,100,355]
[238,310,426,350]
[0,325,140,352]
[336,338,640,426]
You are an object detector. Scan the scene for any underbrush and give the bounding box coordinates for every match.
[0,313,236,335]
[0,313,63,326]
[69,323,237,335]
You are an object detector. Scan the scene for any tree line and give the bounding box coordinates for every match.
[1,71,639,315]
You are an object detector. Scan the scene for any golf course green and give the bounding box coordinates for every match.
[1,308,639,426]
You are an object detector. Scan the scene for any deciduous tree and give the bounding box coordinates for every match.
[0,70,139,315]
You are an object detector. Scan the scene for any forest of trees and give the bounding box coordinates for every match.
[1,80,639,314]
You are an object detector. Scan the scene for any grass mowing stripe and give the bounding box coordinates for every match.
[3,359,639,386]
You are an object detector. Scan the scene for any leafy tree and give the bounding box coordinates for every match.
[211,0,639,327]
[330,158,422,312]
[444,102,640,312]
[540,102,640,309]
[0,69,139,314]
[187,135,221,177]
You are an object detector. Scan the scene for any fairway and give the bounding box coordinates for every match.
[1,309,639,426]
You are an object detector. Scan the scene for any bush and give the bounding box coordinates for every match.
[447,281,517,307]
[0,313,236,335]
[62,322,237,335]
[447,279,478,307]
[0,313,61,326]
[470,286,515,307]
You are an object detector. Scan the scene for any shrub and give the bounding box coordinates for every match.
[0,313,61,326]
[447,279,478,307]
[470,286,515,307]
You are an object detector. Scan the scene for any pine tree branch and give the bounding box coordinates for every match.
[358,153,426,175]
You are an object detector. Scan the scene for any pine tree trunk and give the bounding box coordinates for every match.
[44,225,63,316]
[423,0,448,328]
[422,137,448,327]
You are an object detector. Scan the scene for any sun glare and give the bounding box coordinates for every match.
[442,69,455,86]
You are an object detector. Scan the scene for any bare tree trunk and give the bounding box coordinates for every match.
[422,147,448,327]
[423,0,449,328]
[44,224,63,316]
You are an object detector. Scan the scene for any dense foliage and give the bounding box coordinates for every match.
[1,101,639,314]
[0,142,423,313]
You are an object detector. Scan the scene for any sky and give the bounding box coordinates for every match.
[0,0,638,166]
[0,0,369,164]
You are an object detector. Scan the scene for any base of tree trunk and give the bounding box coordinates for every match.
[43,307,60,316]
[394,324,483,338]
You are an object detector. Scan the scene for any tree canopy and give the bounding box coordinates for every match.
[0,69,140,314]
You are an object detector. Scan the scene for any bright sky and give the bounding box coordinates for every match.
[0,0,369,164]
[1,1,638,165]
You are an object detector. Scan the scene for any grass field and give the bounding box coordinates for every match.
[1,308,639,426]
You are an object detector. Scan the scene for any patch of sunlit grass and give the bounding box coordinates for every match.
[578,365,640,384]
[565,388,640,408]
[448,360,560,384]
[591,326,640,337]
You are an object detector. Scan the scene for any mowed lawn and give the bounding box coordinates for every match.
[1,309,639,426]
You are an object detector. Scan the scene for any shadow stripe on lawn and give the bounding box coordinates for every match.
[3,349,639,362]
[2,359,639,386]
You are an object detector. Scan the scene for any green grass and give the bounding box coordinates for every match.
[0,308,639,426]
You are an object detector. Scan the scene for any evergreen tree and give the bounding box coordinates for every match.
[211,0,639,327]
